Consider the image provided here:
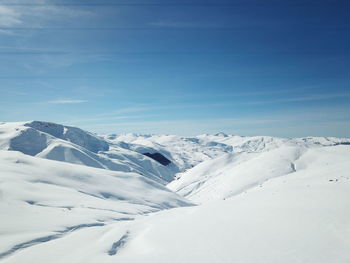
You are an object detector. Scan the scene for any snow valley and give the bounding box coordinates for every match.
[0,121,349,263]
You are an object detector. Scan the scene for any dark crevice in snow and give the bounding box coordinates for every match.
[108,231,130,256]
[25,200,73,210]
[334,142,350,145]
[78,190,105,200]
[0,223,105,260]
[55,223,105,234]
[25,201,140,216]
[290,162,296,172]
[96,216,135,223]
[143,152,171,166]
[100,192,127,200]
[86,207,135,215]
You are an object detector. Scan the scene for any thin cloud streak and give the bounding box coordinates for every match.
[239,93,350,105]
[0,0,92,34]
[65,106,153,120]
[47,99,88,104]
[59,106,158,124]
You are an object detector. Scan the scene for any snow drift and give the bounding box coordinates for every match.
[1,146,349,263]
[0,150,191,260]
[1,120,349,262]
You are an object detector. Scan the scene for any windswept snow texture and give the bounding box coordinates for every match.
[1,121,350,262]
[25,121,109,153]
[168,134,350,203]
[105,133,234,172]
[1,146,349,263]
[0,122,179,183]
[0,151,191,260]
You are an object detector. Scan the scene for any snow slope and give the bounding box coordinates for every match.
[0,150,191,260]
[168,135,350,203]
[106,133,350,173]
[1,121,349,262]
[105,133,233,172]
[1,145,349,263]
[0,121,176,183]
[197,133,350,152]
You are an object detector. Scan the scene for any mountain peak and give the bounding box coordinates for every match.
[214,132,229,137]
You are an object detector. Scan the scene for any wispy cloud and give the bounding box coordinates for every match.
[0,0,92,34]
[0,5,21,34]
[0,0,99,71]
[148,15,276,29]
[112,106,152,115]
[241,92,350,105]
[47,99,88,104]
[149,21,215,28]
[0,6,21,26]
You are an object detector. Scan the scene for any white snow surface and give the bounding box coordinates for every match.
[168,134,350,203]
[0,150,191,260]
[1,146,349,263]
[1,121,350,262]
[0,121,177,183]
[105,133,234,172]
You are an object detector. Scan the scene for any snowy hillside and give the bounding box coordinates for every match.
[107,132,350,171]
[1,121,349,262]
[0,150,191,260]
[1,146,349,263]
[0,121,178,183]
[168,144,350,203]
[105,133,233,172]
[197,133,350,152]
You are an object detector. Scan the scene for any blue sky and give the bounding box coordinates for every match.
[0,0,349,137]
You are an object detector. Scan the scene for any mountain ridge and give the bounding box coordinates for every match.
[1,120,349,262]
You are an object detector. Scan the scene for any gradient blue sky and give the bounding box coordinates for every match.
[0,0,349,137]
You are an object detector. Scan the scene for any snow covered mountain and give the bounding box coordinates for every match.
[0,121,178,183]
[1,121,349,262]
[168,143,350,203]
[104,133,233,172]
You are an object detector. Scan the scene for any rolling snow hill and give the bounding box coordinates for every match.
[105,133,233,172]
[0,120,349,262]
[1,146,349,263]
[0,121,178,183]
[168,144,350,203]
[0,150,191,261]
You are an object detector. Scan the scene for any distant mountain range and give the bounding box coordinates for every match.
[1,121,349,263]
